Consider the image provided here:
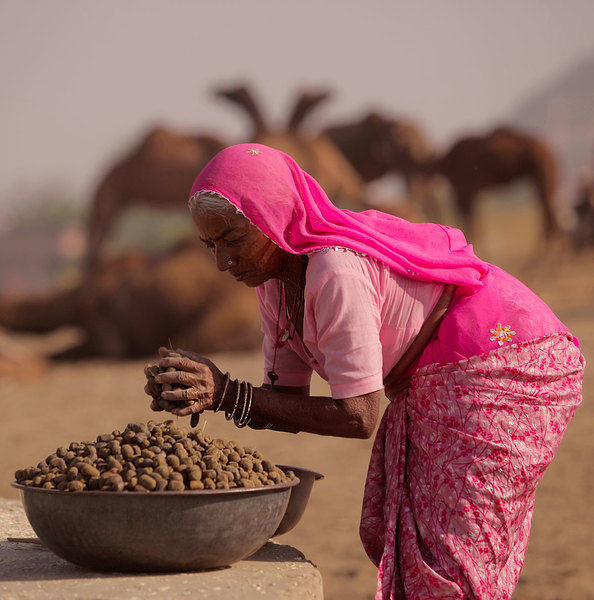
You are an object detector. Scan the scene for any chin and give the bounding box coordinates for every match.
[232,275,259,287]
[244,278,263,288]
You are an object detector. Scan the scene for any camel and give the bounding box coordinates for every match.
[0,239,262,360]
[320,114,563,243]
[416,127,563,242]
[213,84,365,209]
[85,128,227,271]
[322,111,434,187]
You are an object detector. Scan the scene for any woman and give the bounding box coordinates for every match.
[146,143,584,599]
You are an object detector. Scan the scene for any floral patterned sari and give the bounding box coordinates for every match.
[361,333,584,599]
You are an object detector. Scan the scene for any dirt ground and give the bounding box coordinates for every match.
[1,235,594,598]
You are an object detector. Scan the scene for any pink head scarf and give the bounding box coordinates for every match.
[189,143,489,295]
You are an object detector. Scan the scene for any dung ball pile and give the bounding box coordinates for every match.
[14,420,295,492]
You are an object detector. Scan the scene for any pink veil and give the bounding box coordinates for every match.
[189,143,489,295]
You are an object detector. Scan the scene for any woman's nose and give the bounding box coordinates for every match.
[214,247,233,271]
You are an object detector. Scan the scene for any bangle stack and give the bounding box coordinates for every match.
[236,381,253,428]
[218,375,272,430]
[223,378,254,428]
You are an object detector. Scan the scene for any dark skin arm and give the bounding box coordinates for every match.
[145,347,381,439]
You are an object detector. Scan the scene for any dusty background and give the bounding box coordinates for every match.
[1,208,593,599]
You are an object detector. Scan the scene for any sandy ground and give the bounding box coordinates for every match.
[1,237,594,599]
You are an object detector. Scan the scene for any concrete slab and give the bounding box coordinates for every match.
[0,499,323,599]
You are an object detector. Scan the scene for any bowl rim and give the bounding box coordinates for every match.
[10,476,299,497]
[276,464,324,481]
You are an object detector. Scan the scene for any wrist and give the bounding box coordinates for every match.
[213,372,231,412]
[215,375,273,431]
[221,377,240,414]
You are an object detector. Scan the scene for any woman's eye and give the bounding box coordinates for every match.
[227,236,245,245]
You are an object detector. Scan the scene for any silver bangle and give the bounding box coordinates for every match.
[225,379,241,421]
[213,372,230,413]
[234,382,253,428]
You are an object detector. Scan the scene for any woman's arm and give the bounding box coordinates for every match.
[250,385,381,439]
[149,348,381,439]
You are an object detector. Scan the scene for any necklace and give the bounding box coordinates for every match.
[267,257,307,389]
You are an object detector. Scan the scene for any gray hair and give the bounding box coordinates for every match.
[188,190,241,222]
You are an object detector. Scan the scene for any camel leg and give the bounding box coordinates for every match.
[530,151,563,244]
[85,171,126,272]
[454,190,478,243]
[531,181,557,242]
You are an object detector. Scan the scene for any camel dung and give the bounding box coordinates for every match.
[14,420,295,492]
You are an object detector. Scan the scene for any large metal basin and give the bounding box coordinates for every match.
[274,465,324,536]
[12,478,298,573]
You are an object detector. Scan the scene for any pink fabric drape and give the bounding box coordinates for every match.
[189,143,489,295]
[360,333,584,599]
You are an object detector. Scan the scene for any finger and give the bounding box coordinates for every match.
[170,406,194,417]
[170,403,205,417]
[158,356,209,375]
[164,348,212,367]
[156,371,212,391]
[161,386,212,403]
[155,369,194,385]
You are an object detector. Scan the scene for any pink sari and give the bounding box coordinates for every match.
[361,333,584,599]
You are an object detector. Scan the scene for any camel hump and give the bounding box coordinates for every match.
[391,119,434,161]
[490,125,524,138]
[132,127,216,164]
[190,134,227,157]
[488,126,556,162]
[489,126,544,147]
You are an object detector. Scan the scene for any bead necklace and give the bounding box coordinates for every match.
[267,258,307,389]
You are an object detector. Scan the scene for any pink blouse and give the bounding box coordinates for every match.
[256,249,572,400]
[257,249,444,398]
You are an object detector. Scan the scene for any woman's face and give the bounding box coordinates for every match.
[193,205,288,287]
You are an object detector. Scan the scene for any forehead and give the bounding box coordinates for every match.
[193,205,250,238]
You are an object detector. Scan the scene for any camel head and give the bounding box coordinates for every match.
[213,83,269,139]
[286,89,333,133]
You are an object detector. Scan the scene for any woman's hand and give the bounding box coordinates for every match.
[145,347,225,417]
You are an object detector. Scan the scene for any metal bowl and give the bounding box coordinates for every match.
[11,478,299,573]
[273,465,324,536]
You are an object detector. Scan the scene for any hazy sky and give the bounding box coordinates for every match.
[1,0,594,215]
